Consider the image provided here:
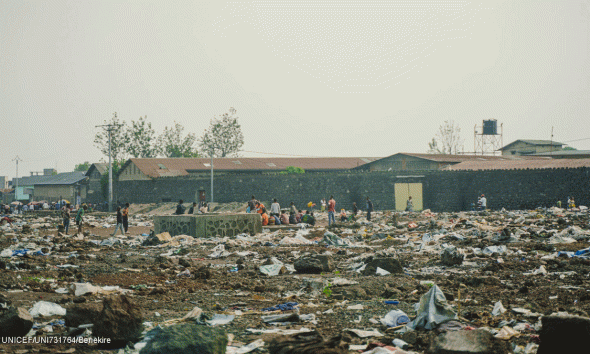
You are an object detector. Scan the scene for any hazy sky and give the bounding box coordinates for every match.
[1,0,589,180]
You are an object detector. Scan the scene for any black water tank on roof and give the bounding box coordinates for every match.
[483,119,497,135]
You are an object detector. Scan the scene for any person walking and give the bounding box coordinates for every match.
[366,197,374,221]
[480,194,487,210]
[328,195,336,226]
[75,204,87,235]
[406,196,414,212]
[61,203,71,235]
[112,206,125,236]
[122,202,130,233]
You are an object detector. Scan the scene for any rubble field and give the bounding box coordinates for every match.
[1,204,590,354]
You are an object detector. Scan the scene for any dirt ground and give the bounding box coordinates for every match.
[1,205,589,354]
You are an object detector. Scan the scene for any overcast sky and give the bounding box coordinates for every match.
[1,0,589,181]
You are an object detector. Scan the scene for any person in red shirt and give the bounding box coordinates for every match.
[328,195,336,226]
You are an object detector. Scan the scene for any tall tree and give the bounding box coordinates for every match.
[428,120,464,154]
[199,107,244,158]
[74,161,91,171]
[126,116,158,158]
[156,122,199,157]
[94,113,129,161]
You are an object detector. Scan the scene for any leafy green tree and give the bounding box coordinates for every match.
[563,146,577,151]
[156,122,199,157]
[94,112,130,161]
[126,116,158,158]
[428,120,463,154]
[74,161,91,171]
[199,107,244,158]
[285,166,305,174]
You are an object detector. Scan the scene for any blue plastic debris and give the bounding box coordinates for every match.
[384,300,400,305]
[12,249,29,257]
[261,302,298,312]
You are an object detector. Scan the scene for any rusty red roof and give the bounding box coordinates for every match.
[125,157,381,178]
[445,158,590,171]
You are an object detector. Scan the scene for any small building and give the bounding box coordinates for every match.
[357,153,533,172]
[85,163,109,203]
[12,174,54,201]
[1,189,14,204]
[32,172,89,205]
[117,157,381,181]
[499,140,563,156]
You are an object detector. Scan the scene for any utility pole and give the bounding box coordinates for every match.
[96,113,122,212]
[12,156,22,201]
[210,150,214,203]
[550,126,554,156]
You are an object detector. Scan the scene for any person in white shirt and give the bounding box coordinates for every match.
[270,198,281,217]
[480,194,487,210]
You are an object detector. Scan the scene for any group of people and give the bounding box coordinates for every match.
[246,196,316,226]
[247,195,375,227]
[111,203,130,236]
[59,203,90,236]
[174,199,209,215]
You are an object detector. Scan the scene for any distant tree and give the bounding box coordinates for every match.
[156,122,199,158]
[94,112,130,161]
[199,107,244,158]
[74,161,91,171]
[563,146,577,150]
[286,166,305,174]
[428,120,464,154]
[126,116,158,158]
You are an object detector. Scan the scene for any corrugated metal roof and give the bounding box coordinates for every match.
[126,157,382,178]
[532,150,590,157]
[33,172,87,185]
[368,152,545,165]
[500,139,564,150]
[13,175,54,186]
[446,159,590,171]
[85,163,109,177]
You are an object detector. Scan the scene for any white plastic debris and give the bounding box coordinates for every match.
[492,301,506,316]
[29,301,67,317]
[375,267,391,276]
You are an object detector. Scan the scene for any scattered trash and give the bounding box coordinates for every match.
[407,285,457,330]
[29,301,66,317]
[382,309,410,327]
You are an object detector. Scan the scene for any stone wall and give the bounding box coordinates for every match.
[117,168,590,212]
[154,213,262,237]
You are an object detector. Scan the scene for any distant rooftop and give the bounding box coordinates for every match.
[499,139,564,151]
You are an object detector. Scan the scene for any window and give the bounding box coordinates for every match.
[232,160,242,165]
[266,163,276,167]
[157,164,167,169]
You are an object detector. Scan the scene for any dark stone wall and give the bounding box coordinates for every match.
[115,168,590,212]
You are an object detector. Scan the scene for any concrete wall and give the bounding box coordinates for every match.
[33,185,85,203]
[116,168,590,212]
[154,213,262,237]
